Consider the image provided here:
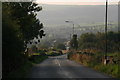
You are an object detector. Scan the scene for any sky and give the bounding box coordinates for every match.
[35,0,119,5]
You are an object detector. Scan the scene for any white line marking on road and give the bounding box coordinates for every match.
[56,58,73,78]
[56,58,61,67]
[54,59,58,64]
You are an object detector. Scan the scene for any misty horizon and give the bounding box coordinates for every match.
[37,4,118,28]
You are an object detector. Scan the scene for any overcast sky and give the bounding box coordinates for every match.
[35,0,119,5]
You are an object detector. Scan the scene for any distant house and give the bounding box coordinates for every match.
[66,41,71,47]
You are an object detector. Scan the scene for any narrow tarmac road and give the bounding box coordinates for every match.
[27,54,114,78]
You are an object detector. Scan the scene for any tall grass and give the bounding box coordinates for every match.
[94,64,119,78]
[68,52,119,78]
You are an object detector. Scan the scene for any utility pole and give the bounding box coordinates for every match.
[105,0,108,58]
[104,0,108,64]
[73,23,74,34]
[70,34,71,40]
[65,21,78,50]
[65,21,75,35]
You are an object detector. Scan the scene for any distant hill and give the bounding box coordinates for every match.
[37,4,118,28]
[37,4,118,41]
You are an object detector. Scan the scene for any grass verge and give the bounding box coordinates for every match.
[7,55,48,78]
[7,60,32,78]
[68,52,119,79]
[93,64,119,78]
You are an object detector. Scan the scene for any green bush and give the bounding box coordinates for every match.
[94,64,119,78]
[46,50,63,56]
[29,54,48,64]
[67,51,73,59]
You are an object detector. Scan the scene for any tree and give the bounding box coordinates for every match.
[78,33,96,49]
[2,1,45,77]
[78,31,120,52]
[70,34,78,50]
[95,32,106,51]
[3,3,25,77]
[8,2,45,42]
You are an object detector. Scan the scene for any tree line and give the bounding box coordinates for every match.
[2,2,45,77]
[77,31,120,53]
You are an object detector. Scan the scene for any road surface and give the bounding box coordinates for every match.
[27,54,113,78]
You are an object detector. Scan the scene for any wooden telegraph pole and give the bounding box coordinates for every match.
[104,0,108,65]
